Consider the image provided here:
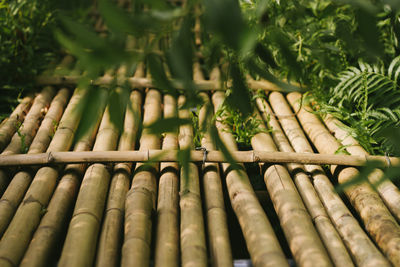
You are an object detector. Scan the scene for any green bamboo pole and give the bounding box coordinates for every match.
[154,94,180,267]
[248,112,332,266]
[287,92,400,266]
[95,66,143,267]
[266,92,390,266]
[0,88,70,237]
[58,87,123,267]
[0,95,33,153]
[196,64,233,267]
[323,114,400,222]
[19,89,105,267]
[178,95,208,267]
[0,86,90,267]
[211,91,288,267]
[122,89,162,267]
[0,87,55,195]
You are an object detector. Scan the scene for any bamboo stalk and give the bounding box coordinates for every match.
[1,149,397,167]
[287,91,400,266]
[266,92,391,266]
[0,87,90,267]
[0,88,70,237]
[195,64,232,267]
[268,92,389,266]
[122,89,162,267]
[20,91,105,267]
[0,95,33,153]
[154,94,179,267]
[258,94,353,267]
[35,75,286,91]
[95,67,143,267]
[2,87,55,156]
[178,95,208,267]
[212,91,289,267]
[249,111,332,266]
[199,92,233,267]
[323,114,400,222]
[58,89,123,267]
[0,87,55,196]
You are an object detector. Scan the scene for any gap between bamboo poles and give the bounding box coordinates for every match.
[0,150,398,167]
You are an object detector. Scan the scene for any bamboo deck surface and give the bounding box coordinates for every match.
[1,63,400,267]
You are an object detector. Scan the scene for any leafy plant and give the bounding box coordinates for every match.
[0,0,59,119]
[321,56,400,155]
[215,93,269,148]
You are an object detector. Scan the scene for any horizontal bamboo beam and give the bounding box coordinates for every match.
[36,75,285,91]
[0,150,398,167]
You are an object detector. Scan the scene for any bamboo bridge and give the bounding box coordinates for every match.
[0,57,400,267]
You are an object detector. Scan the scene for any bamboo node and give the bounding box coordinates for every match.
[47,152,54,163]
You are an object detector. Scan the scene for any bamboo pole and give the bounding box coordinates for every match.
[0,88,70,237]
[122,89,162,267]
[36,75,286,92]
[323,114,400,222]
[249,112,332,266]
[287,91,400,266]
[212,91,289,267]
[2,86,55,155]
[154,94,180,267]
[95,66,143,267]
[199,92,233,267]
[266,92,391,266]
[1,149,396,167]
[20,90,105,267]
[58,85,123,267]
[0,86,90,267]
[196,64,233,267]
[0,95,33,153]
[178,95,208,267]
[0,87,55,195]
[258,94,353,267]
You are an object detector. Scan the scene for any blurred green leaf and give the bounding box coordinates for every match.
[108,87,129,133]
[226,61,252,117]
[146,118,192,134]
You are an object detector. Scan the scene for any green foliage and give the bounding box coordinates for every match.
[322,56,400,155]
[0,0,59,118]
[215,95,269,148]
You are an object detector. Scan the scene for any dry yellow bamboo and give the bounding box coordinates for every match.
[212,91,289,267]
[20,92,105,267]
[95,67,143,267]
[199,92,233,267]
[266,92,392,267]
[58,90,123,267]
[0,87,55,195]
[2,86,55,155]
[1,149,397,166]
[0,95,33,153]
[0,86,90,267]
[0,88,70,237]
[268,92,389,266]
[178,95,208,267]
[249,113,332,266]
[122,89,162,267]
[154,94,179,267]
[287,91,400,266]
[257,94,353,266]
[323,114,400,222]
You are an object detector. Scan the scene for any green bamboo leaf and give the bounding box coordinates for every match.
[146,118,192,134]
